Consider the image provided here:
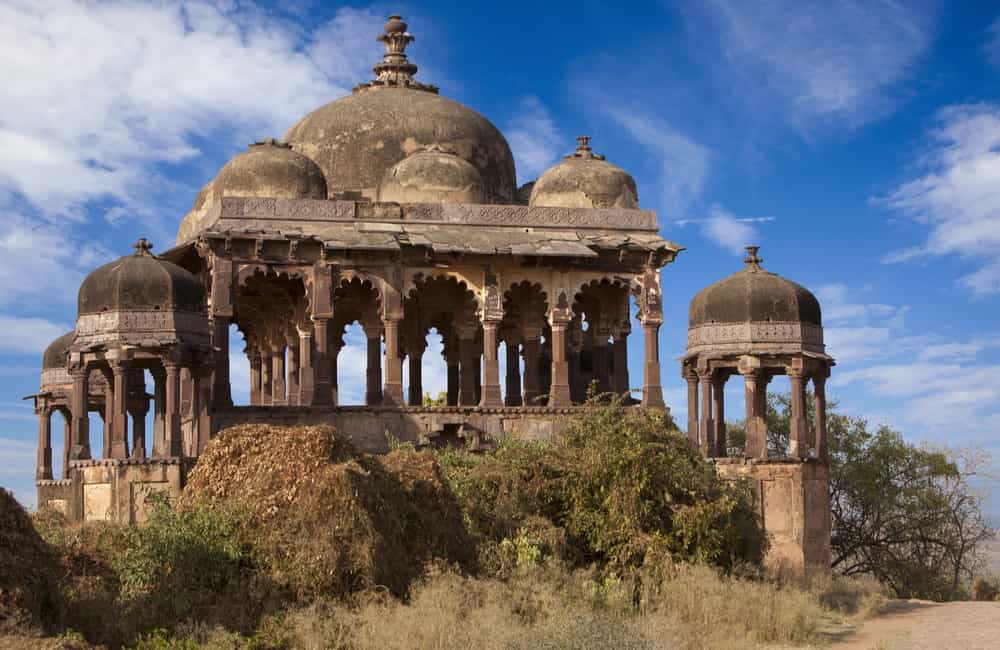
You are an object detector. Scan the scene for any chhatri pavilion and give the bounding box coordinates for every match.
[29,16,834,571]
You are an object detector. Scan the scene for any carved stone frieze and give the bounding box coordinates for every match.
[76,311,210,346]
[686,321,825,356]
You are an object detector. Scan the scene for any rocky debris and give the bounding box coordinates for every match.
[0,489,63,635]
[182,425,474,599]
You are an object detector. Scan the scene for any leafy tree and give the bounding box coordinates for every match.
[422,391,448,406]
[728,392,995,600]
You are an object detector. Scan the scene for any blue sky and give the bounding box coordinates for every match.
[1,0,999,513]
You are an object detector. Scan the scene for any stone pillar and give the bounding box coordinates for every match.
[698,371,714,456]
[742,370,759,458]
[458,332,477,406]
[271,345,287,406]
[712,375,726,457]
[408,347,424,406]
[592,333,611,395]
[641,321,664,407]
[383,319,404,405]
[814,373,828,463]
[109,363,129,460]
[789,368,808,459]
[330,340,341,406]
[36,408,53,480]
[755,374,770,457]
[504,337,522,407]
[298,330,314,406]
[612,331,629,397]
[685,370,699,446]
[188,367,201,456]
[151,369,166,456]
[364,328,383,406]
[522,333,541,406]
[312,319,332,405]
[60,412,71,479]
[194,369,212,455]
[248,352,262,406]
[286,336,300,406]
[70,368,91,460]
[446,355,460,406]
[164,362,183,457]
[259,346,272,406]
[129,402,147,461]
[102,375,113,458]
[481,321,503,407]
[548,321,572,407]
[211,318,232,408]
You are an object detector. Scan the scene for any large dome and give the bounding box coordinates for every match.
[689,248,821,328]
[78,239,205,316]
[530,137,638,209]
[282,15,516,204]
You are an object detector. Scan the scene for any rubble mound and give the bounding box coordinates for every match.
[0,489,63,634]
[182,425,475,599]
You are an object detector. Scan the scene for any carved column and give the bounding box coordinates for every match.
[129,399,148,461]
[458,328,478,406]
[684,367,699,446]
[712,374,726,457]
[612,329,629,397]
[286,335,300,406]
[641,321,664,408]
[60,411,71,478]
[742,370,759,458]
[521,330,542,406]
[271,344,287,406]
[481,321,503,407]
[36,407,53,480]
[101,372,113,458]
[382,318,404,405]
[592,329,611,395]
[311,319,331,405]
[789,366,808,459]
[248,351,262,406]
[504,334,522,407]
[164,361,183,457]
[259,345,272,406]
[814,372,828,463]
[755,373,770,457]
[408,345,425,406]
[297,330,313,406]
[151,368,166,456]
[365,326,383,406]
[548,319,572,408]
[70,367,91,460]
[109,363,129,460]
[211,317,232,408]
[193,368,212,455]
[698,371,714,456]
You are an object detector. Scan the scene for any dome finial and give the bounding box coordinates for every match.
[567,135,606,161]
[744,245,764,270]
[133,237,154,256]
[358,15,438,94]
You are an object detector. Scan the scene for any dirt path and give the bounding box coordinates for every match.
[827,600,1000,649]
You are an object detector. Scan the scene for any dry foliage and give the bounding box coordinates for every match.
[181,424,474,599]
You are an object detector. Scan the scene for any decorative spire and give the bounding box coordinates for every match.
[355,15,438,94]
[133,238,154,256]
[566,135,606,161]
[744,245,764,271]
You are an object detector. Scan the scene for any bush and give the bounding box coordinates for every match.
[438,398,765,573]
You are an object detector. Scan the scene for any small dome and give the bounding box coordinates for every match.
[42,330,75,370]
[378,146,485,203]
[529,137,638,209]
[213,139,327,200]
[689,247,821,328]
[282,16,516,203]
[78,239,206,316]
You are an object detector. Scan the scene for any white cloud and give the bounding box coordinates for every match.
[812,283,909,363]
[504,96,564,184]
[0,316,72,356]
[689,0,935,129]
[986,16,1000,70]
[700,205,759,254]
[882,103,1000,295]
[0,0,380,218]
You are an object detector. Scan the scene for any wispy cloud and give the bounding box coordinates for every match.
[699,205,762,254]
[685,0,936,131]
[504,96,564,184]
[881,103,1000,295]
[0,1,380,220]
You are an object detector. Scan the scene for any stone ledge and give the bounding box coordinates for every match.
[36,479,73,486]
[67,457,185,468]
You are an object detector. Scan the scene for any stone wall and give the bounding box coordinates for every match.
[715,458,831,573]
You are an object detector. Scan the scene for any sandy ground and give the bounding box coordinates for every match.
[826,600,1000,649]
